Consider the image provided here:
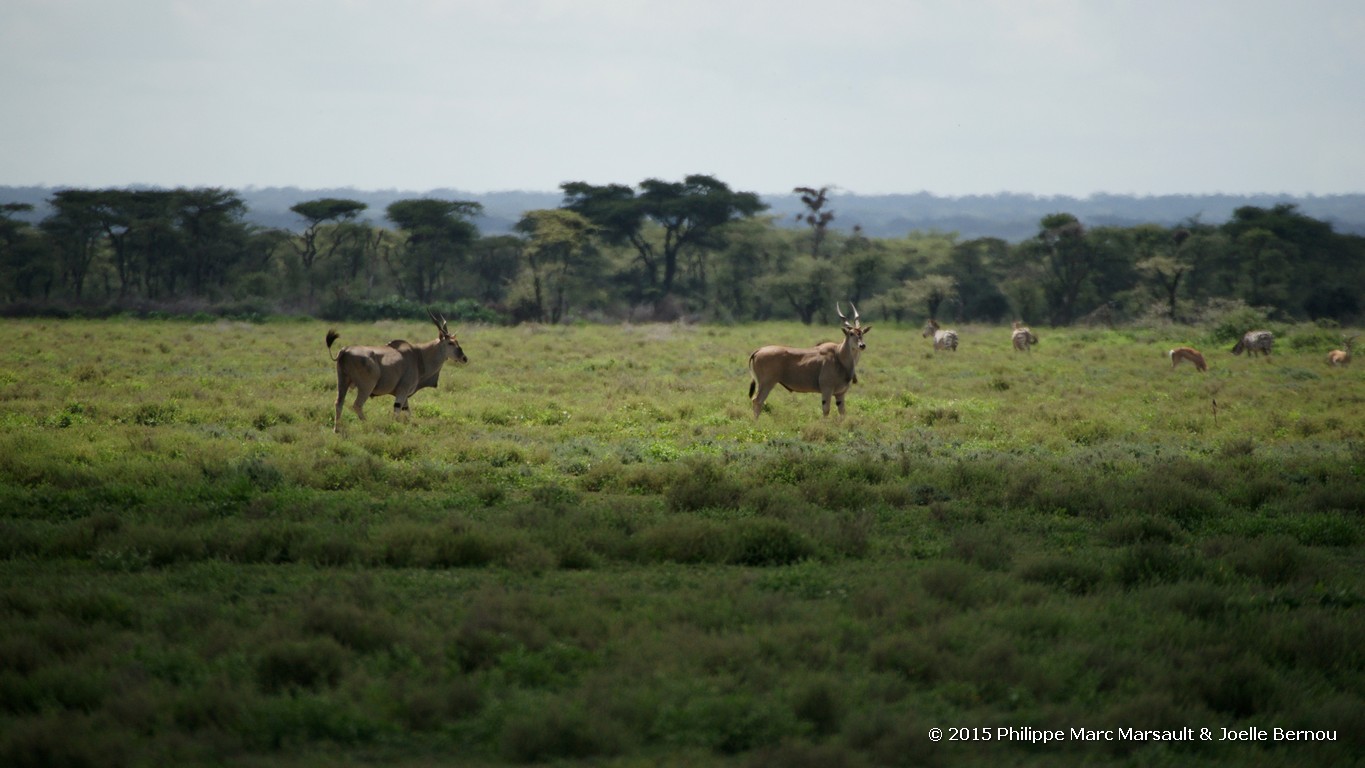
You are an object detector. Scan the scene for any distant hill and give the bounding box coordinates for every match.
[5,185,1363,242]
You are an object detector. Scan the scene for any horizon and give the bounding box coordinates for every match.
[7,182,1364,201]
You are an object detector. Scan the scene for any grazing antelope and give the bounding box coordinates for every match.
[1167,346,1207,372]
[748,302,870,418]
[1011,320,1038,352]
[1327,335,1356,366]
[1231,330,1274,357]
[922,318,959,351]
[327,310,468,433]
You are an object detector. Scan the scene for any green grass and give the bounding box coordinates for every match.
[1,317,1363,767]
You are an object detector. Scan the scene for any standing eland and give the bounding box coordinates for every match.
[747,302,870,419]
[326,310,468,433]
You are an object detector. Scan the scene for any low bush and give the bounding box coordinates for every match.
[1018,556,1105,595]
[255,638,348,693]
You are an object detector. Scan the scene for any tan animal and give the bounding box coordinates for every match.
[326,310,468,433]
[1011,320,1038,352]
[1327,335,1356,366]
[922,318,959,351]
[748,302,870,418]
[1167,346,1207,372]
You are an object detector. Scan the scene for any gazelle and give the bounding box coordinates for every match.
[1328,335,1356,366]
[1167,346,1207,372]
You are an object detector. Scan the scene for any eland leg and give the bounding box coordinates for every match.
[334,379,349,433]
[351,383,373,422]
[752,382,776,419]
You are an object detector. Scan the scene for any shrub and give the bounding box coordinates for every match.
[791,676,844,736]
[1227,534,1305,585]
[949,527,1015,571]
[729,519,818,567]
[1189,653,1280,718]
[1115,542,1191,588]
[666,459,742,512]
[869,633,941,683]
[255,637,347,693]
[1100,515,1179,546]
[919,561,990,607]
[301,601,400,653]
[131,402,180,426]
[1019,556,1105,595]
[0,713,130,768]
[1206,300,1273,344]
[499,695,624,763]
[637,519,729,564]
[429,528,519,568]
[395,676,483,731]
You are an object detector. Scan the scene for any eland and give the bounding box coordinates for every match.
[326,310,468,433]
[747,302,870,418]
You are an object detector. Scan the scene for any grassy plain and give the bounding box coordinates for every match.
[1,317,1362,767]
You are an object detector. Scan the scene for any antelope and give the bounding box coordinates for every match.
[922,318,959,352]
[326,310,468,433]
[748,302,870,418]
[1231,330,1274,357]
[1167,346,1207,372]
[1327,335,1356,366]
[1011,320,1038,352]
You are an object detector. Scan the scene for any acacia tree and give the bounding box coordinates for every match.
[1134,224,1193,322]
[174,188,250,296]
[764,254,839,325]
[901,274,959,322]
[561,174,767,309]
[1031,213,1092,325]
[289,198,368,301]
[384,199,482,303]
[0,203,53,300]
[946,237,1011,322]
[794,186,836,258]
[40,191,107,298]
[512,209,600,323]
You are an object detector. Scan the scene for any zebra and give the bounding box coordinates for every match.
[1231,330,1274,358]
[922,318,959,352]
[1011,321,1038,352]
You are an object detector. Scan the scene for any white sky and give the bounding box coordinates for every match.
[3,0,1363,197]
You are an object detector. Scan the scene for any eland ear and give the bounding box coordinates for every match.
[860,325,872,334]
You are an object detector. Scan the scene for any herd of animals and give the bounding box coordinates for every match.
[323,306,1357,432]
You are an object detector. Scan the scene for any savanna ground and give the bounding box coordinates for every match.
[1,317,1362,767]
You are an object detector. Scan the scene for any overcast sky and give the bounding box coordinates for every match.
[3,0,1362,197]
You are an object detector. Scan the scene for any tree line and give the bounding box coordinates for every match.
[2,177,1362,326]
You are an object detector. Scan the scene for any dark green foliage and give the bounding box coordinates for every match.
[255,638,348,693]
[666,458,743,512]
[729,519,817,566]
[499,696,625,763]
[1018,556,1105,594]
[1115,542,1195,588]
